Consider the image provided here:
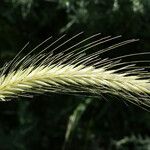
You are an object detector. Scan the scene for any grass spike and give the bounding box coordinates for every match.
[0,33,150,110]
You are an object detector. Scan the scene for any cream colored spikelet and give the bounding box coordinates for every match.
[0,33,150,109]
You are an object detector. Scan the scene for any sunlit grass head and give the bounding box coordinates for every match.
[0,33,150,110]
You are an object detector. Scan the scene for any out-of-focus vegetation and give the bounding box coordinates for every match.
[0,0,150,149]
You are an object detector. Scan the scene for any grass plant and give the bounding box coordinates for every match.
[0,32,150,110]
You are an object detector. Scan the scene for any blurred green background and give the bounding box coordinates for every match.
[0,0,150,150]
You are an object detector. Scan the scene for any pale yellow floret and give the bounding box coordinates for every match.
[0,64,149,100]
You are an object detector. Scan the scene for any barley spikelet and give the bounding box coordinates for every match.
[0,32,150,109]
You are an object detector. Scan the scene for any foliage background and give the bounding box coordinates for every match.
[0,0,150,149]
